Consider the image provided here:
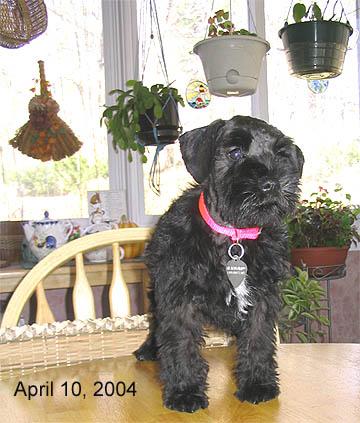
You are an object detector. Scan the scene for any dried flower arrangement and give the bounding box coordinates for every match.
[10,60,82,161]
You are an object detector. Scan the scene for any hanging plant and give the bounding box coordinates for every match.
[193,9,270,97]
[278,1,353,80]
[9,61,82,161]
[101,80,184,163]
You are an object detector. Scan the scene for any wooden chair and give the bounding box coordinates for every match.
[1,228,152,329]
[0,227,231,380]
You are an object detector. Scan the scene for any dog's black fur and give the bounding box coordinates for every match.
[134,115,304,413]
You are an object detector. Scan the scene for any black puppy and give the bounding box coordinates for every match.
[134,115,304,413]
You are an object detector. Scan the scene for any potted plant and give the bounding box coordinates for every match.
[193,9,270,97]
[287,186,360,277]
[278,1,353,79]
[101,80,185,163]
[279,267,329,343]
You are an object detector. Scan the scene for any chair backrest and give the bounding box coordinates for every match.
[1,228,152,329]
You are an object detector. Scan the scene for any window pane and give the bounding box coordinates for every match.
[265,0,359,202]
[138,0,252,215]
[0,0,108,220]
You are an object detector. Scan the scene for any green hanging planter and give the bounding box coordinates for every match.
[138,99,182,146]
[279,20,353,79]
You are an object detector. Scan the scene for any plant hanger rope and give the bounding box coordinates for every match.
[284,0,349,24]
[204,0,258,38]
[138,0,182,195]
[139,0,169,84]
[285,0,295,23]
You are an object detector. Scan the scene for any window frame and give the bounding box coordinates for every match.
[103,0,359,226]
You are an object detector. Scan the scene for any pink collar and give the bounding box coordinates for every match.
[198,192,261,242]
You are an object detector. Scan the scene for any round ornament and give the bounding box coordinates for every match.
[186,80,211,109]
[307,79,329,94]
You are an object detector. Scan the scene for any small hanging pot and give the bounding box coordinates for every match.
[193,35,270,97]
[137,98,182,146]
[278,20,353,79]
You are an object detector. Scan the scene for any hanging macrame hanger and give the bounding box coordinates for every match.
[152,0,169,85]
[138,0,181,195]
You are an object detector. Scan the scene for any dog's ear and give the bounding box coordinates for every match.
[294,145,304,178]
[179,119,225,183]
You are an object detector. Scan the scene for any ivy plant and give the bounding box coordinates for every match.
[101,80,184,163]
[208,9,256,37]
[279,267,330,343]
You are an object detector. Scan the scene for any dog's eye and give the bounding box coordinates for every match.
[228,148,245,160]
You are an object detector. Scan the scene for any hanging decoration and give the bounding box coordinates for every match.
[0,0,48,49]
[278,1,353,80]
[138,0,183,195]
[193,5,270,97]
[10,60,82,161]
[186,80,211,109]
[307,79,329,94]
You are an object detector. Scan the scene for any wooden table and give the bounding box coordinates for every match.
[0,344,359,422]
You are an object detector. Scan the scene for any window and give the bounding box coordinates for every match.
[265,0,360,202]
[138,0,252,215]
[0,0,108,220]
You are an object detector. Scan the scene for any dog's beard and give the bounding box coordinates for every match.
[212,171,301,227]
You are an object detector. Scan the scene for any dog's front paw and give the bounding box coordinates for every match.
[235,382,279,404]
[164,391,208,413]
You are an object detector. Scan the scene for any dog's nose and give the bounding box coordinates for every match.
[260,180,276,192]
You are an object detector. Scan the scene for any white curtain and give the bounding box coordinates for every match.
[102,0,156,226]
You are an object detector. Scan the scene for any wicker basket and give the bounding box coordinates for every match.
[0,0,47,49]
[0,315,231,380]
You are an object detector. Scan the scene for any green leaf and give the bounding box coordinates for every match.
[215,9,224,18]
[144,95,154,110]
[127,150,133,162]
[296,332,309,343]
[108,89,123,96]
[301,312,317,320]
[141,154,147,164]
[293,3,307,23]
[312,2,322,20]
[153,103,163,119]
[318,316,330,326]
[126,80,137,87]
[130,142,138,151]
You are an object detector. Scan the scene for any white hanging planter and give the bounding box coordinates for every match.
[193,35,270,97]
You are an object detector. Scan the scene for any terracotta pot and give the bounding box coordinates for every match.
[291,246,349,277]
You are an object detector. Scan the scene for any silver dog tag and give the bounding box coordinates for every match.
[226,258,247,289]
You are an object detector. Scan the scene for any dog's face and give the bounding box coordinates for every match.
[180,115,304,227]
